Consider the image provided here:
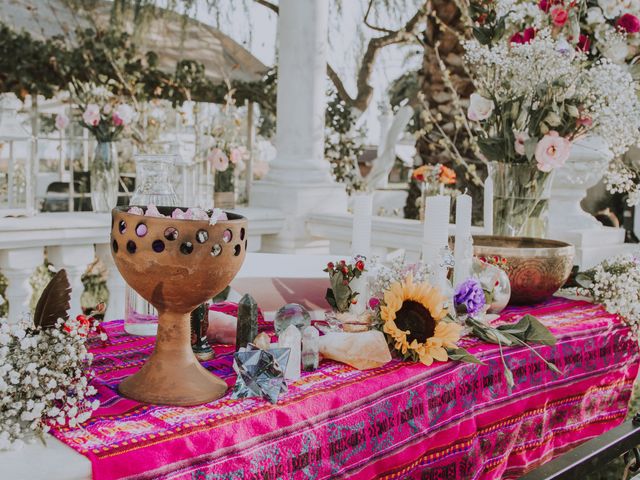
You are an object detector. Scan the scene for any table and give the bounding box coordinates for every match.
[16,298,640,479]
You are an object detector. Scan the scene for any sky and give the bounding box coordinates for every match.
[182,0,423,145]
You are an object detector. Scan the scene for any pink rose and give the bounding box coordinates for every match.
[617,13,640,34]
[229,148,244,165]
[55,113,69,131]
[534,131,571,172]
[576,116,593,128]
[127,206,144,215]
[550,7,569,27]
[144,204,165,218]
[208,148,229,172]
[368,297,380,309]
[82,104,101,127]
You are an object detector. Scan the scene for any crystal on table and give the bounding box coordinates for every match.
[253,332,271,350]
[301,325,319,371]
[236,294,258,351]
[278,324,301,381]
[231,345,290,404]
[274,303,311,335]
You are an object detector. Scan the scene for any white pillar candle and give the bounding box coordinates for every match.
[422,195,450,264]
[484,176,493,235]
[454,193,473,287]
[351,193,373,258]
[351,192,373,315]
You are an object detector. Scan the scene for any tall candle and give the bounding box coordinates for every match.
[422,195,450,264]
[351,192,373,315]
[454,193,473,287]
[484,176,493,235]
[351,193,373,258]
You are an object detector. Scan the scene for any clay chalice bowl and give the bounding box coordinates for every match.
[111,206,247,406]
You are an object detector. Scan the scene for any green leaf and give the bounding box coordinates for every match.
[504,367,515,388]
[497,314,557,346]
[325,288,337,311]
[329,272,352,313]
[447,347,486,365]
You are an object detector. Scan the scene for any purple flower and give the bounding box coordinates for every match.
[454,279,486,316]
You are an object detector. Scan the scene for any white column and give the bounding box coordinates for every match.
[250,0,347,252]
[47,245,95,317]
[96,243,127,321]
[0,248,45,324]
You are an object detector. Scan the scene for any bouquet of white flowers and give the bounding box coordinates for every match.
[0,270,101,450]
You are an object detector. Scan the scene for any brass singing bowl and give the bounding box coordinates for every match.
[111,206,247,406]
[473,236,574,305]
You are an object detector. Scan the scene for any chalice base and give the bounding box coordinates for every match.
[118,312,228,406]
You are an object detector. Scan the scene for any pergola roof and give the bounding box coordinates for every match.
[0,0,268,84]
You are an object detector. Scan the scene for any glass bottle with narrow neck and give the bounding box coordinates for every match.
[124,154,180,336]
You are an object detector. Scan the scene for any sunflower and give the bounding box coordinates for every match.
[380,275,462,366]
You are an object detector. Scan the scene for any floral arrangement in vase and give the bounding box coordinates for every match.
[323,257,374,331]
[205,94,248,209]
[464,9,640,235]
[0,271,101,449]
[72,84,138,212]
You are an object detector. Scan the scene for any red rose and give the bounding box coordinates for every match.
[510,32,525,44]
[327,262,334,269]
[617,13,640,34]
[340,260,346,266]
[577,34,590,52]
[550,7,568,27]
[538,0,550,12]
[511,27,536,44]
[355,260,365,271]
[342,267,348,275]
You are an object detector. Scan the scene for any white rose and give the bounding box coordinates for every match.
[467,93,494,121]
[598,0,623,19]
[586,7,606,24]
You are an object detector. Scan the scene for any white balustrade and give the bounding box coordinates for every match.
[0,208,285,324]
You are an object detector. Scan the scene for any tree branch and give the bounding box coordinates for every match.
[254,0,278,14]
[253,0,428,113]
[363,0,395,34]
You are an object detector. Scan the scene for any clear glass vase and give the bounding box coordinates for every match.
[489,161,553,238]
[90,141,119,213]
[124,154,180,336]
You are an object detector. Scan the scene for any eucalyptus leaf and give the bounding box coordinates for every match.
[503,367,515,388]
[446,347,486,365]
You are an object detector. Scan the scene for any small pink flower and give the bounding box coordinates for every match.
[576,116,593,128]
[229,147,244,165]
[368,297,380,310]
[514,131,530,156]
[208,148,229,172]
[144,204,165,218]
[617,13,640,34]
[209,208,228,225]
[55,113,69,131]
[82,104,101,127]
[127,206,144,215]
[534,131,571,172]
[112,112,123,127]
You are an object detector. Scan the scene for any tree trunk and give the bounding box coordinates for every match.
[405,0,484,220]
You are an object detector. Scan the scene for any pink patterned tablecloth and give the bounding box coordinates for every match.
[50,297,640,480]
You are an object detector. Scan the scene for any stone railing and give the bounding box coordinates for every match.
[0,208,285,324]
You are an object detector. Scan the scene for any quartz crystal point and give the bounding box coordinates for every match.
[274,303,311,335]
[278,325,302,381]
[301,326,320,371]
[253,332,272,350]
[319,330,391,370]
[236,294,258,351]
